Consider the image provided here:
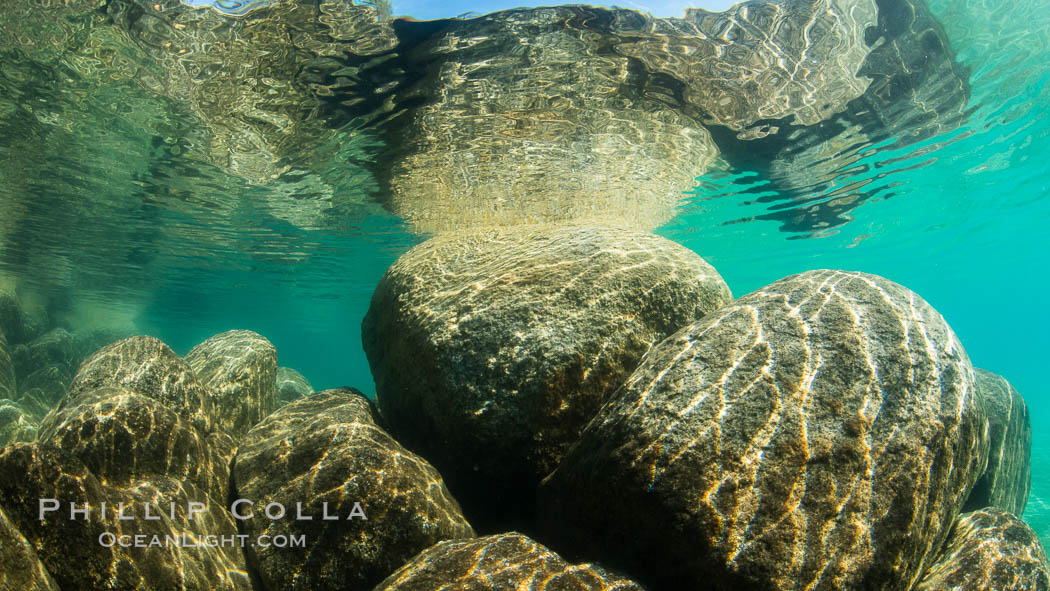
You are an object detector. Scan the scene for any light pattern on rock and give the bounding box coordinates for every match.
[0,444,250,591]
[364,224,732,529]
[234,388,475,591]
[39,386,230,505]
[185,330,277,439]
[540,269,987,591]
[964,369,1032,516]
[375,533,644,591]
[915,509,1050,591]
[64,336,215,433]
[0,505,58,591]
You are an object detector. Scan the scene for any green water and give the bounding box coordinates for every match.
[1,0,1048,558]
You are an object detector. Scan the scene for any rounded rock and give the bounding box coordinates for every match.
[540,269,987,591]
[275,366,312,406]
[234,388,475,591]
[64,336,215,433]
[915,508,1050,591]
[375,533,644,590]
[185,330,277,439]
[963,368,1032,516]
[363,224,732,528]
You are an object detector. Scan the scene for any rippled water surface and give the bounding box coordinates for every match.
[1,0,1048,550]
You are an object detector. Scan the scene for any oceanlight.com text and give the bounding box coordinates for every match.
[97,532,306,548]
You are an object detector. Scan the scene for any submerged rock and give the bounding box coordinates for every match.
[0,290,45,346]
[0,505,58,591]
[364,224,732,529]
[964,369,1032,516]
[39,386,230,505]
[234,388,474,591]
[915,508,1050,591]
[64,336,215,433]
[0,443,250,591]
[540,269,987,591]
[186,330,277,439]
[375,533,644,590]
[275,366,312,406]
[0,330,14,401]
[0,399,38,447]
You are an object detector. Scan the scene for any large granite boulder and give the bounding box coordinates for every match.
[39,386,230,505]
[363,224,732,529]
[185,330,277,439]
[915,508,1050,590]
[0,505,58,591]
[233,388,474,591]
[540,269,987,591]
[963,369,1032,516]
[0,399,38,448]
[375,533,644,590]
[64,336,215,433]
[0,443,250,591]
[275,366,312,406]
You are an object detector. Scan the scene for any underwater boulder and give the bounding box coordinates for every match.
[914,508,1050,590]
[64,335,215,433]
[12,328,78,384]
[0,399,38,447]
[233,388,474,591]
[0,330,14,401]
[363,224,732,530]
[38,386,231,505]
[539,269,987,591]
[963,368,1032,516]
[374,532,644,590]
[0,443,251,591]
[185,329,277,439]
[275,366,312,406]
[0,505,58,591]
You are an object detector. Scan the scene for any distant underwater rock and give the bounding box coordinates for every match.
[374,532,644,591]
[0,443,250,591]
[363,224,732,530]
[0,330,14,401]
[12,328,78,408]
[234,388,474,591]
[964,368,1032,516]
[540,269,987,591]
[0,290,46,346]
[275,366,312,407]
[915,508,1050,591]
[186,329,277,439]
[64,335,215,433]
[0,399,38,448]
[0,505,58,591]
[39,386,231,505]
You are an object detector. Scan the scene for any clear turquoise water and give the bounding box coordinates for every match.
[1,0,1048,551]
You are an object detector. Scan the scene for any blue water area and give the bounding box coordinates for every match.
[1,0,1048,559]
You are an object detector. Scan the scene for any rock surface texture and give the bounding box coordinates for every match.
[363,224,732,529]
[64,335,215,433]
[234,388,475,591]
[964,368,1032,516]
[374,533,644,591]
[186,330,277,438]
[540,269,987,591]
[0,330,14,402]
[915,508,1050,591]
